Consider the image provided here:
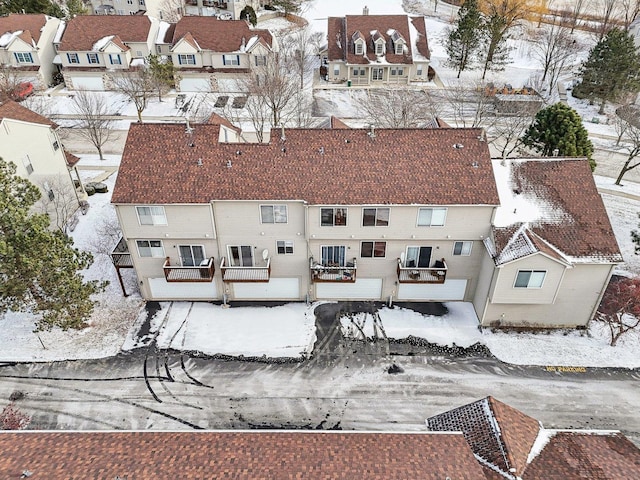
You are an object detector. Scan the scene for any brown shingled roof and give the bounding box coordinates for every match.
[0,14,48,44]
[0,431,487,480]
[64,150,80,168]
[58,15,152,51]
[170,17,273,52]
[0,100,58,128]
[111,124,499,206]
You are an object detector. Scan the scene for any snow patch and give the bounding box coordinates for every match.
[92,35,114,51]
[0,30,23,48]
[156,21,171,44]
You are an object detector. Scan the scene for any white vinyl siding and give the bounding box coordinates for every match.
[417,208,447,226]
[136,206,167,225]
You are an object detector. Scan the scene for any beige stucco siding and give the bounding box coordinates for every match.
[482,263,615,328]
[116,204,216,240]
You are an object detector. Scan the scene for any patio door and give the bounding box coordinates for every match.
[229,245,254,266]
[372,68,384,81]
[406,246,432,268]
[179,245,205,266]
[321,245,346,266]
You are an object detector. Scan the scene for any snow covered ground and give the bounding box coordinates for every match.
[1,0,639,368]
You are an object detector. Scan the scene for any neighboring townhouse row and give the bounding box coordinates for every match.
[0,99,84,228]
[110,120,621,328]
[323,11,432,85]
[2,397,640,478]
[0,14,61,89]
[184,0,271,20]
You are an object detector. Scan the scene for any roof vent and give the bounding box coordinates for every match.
[453,143,464,149]
[363,5,369,15]
[318,146,325,155]
[21,471,32,479]
[226,159,232,168]
[197,158,202,166]
[471,161,478,168]
[367,125,376,138]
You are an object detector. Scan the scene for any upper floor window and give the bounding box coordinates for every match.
[514,270,546,288]
[223,54,240,66]
[67,53,79,64]
[22,155,33,175]
[109,53,122,65]
[87,53,100,64]
[355,41,363,55]
[178,54,195,65]
[260,205,287,224]
[394,41,403,55]
[417,207,446,226]
[136,206,167,226]
[276,240,294,255]
[453,241,472,256]
[156,45,162,54]
[375,41,384,56]
[255,55,266,66]
[321,207,347,226]
[363,207,389,226]
[361,241,386,258]
[136,240,164,257]
[14,52,33,64]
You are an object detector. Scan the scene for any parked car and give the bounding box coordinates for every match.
[10,82,34,102]
[216,13,232,20]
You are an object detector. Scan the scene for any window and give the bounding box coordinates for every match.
[355,42,363,54]
[136,240,164,257]
[260,205,287,224]
[333,65,340,76]
[43,181,54,201]
[417,64,423,76]
[87,53,100,64]
[156,45,162,54]
[417,207,447,226]
[361,241,386,258]
[372,67,383,80]
[223,54,240,66]
[397,67,404,76]
[453,241,472,256]
[178,245,205,266]
[394,42,403,55]
[178,54,195,65]
[406,246,432,268]
[67,53,79,64]
[321,245,346,266]
[363,207,389,226]
[109,53,122,65]
[53,140,59,150]
[135,50,143,57]
[136,206,167,225]
[14,52,33,63]
[276,240,294,255]
[514,270,546,288]
[139,0,145,4]
[255,55,266,66]
[375,42,384,55]
[321,207,347,226]
[228,245,253,266]
[22,155,33,175]
[127,0,133,4]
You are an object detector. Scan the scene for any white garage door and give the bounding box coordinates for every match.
[232,278,300,299]
[149,278,217,300]
[316,279,383,300]
[71,76,104,91]
[397,279,467,301]
[179,78,211,92]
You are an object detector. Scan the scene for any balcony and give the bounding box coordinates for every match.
[310,258,357,283]
[111,236,133,268]
[220,257,270,282]
[397,258,447,284]
[163,257,215,282]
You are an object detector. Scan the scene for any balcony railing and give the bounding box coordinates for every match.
[310,258,357,283]
[163,257,215,282]
[397,258,447,284]
[110,236,133,268]
[220,257,270,282]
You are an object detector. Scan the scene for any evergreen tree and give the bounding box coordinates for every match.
[65,0,88,19]
[271,0,305,15]
[521,103,596,170]
[147,55,178,102]
[445,0,482,78]
[575,28,640,114]
[480,12,513,79]
[240,5,257,26]
[0,158,105,331]
[1,0,64,17]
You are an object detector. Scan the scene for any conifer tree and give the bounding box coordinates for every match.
[445,0,482,78]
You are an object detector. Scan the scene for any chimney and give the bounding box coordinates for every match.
[363,5,369,15]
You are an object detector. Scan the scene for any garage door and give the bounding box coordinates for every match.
[149,278,217,300]
[316,279,383,300]
[397,279,467,301]
[70,76,104,91]
[232,278,300,300]
[179,78,211,92]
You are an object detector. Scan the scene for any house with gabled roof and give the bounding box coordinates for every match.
[427,396,640,479]
[156,17,276,92]
[55,15,160,90]
[0,99,84,230]
[324,10,431,86]
[0,14,62,89]
[110,119,620,328]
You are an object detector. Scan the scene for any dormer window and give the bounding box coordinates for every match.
[375,40,384,56]
[355,41,363,55]
[394,40,404,55]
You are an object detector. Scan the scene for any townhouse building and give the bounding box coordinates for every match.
[111,121,621,328]
[0,14,62,89]
[88,0,147,15]
[324,12,432,86]
[0,99,84,229]
[184,0,271,19]
[156,16,276,91]
[55,15,160,90]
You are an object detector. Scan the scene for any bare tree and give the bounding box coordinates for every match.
[596,276,640,346]
[441,81,496,129]
[159,0,184,22]
[71,89,114,160]
[612,111,631,145]
[111,69,154,123]
[621,0,640,29]
[489,110,538,158]
[568,0,588,33]
[280,27,323,89]
[89,214,122,256]
[528,22,580,88]
[360,87,441,128]
[0,64,24,99]
[284,90,321,128]
[613,115,640,185]
[596,0,620,41]
[35,174,81,233]
[220,89,270,143]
